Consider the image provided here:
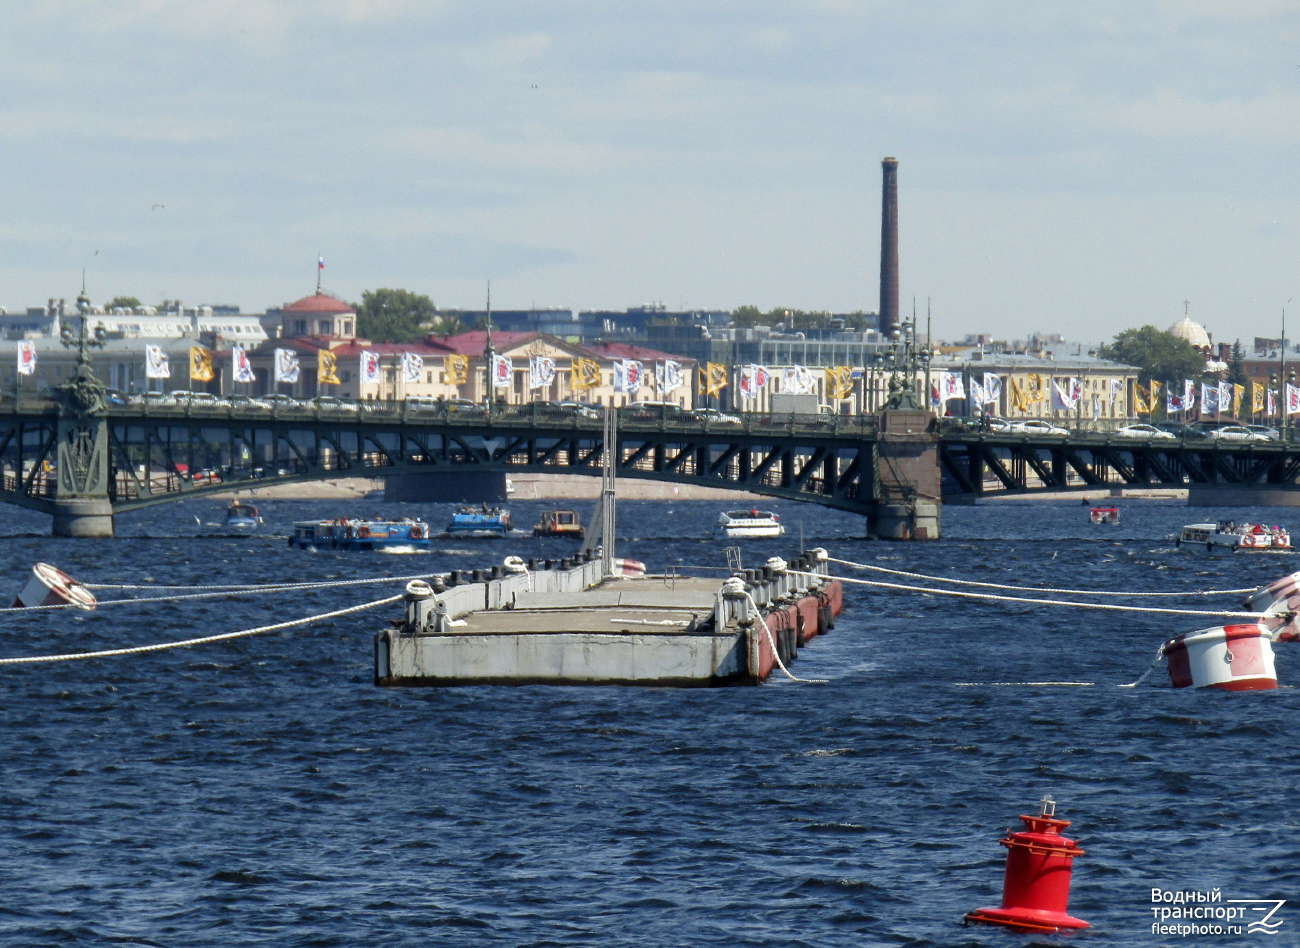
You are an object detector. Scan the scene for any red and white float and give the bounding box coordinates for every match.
[1163,624,1280,691]
[11,562,97,611]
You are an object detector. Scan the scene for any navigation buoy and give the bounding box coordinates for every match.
[964,797,1089,933]
[1244,569,1300,612]
[12,563,97,611]
[1164,624,1278,691]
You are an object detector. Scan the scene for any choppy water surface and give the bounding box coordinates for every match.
[0,498,1297,946]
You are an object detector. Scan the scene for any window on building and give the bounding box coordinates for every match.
[342,370,352,382]
[318,320,332,335]
[294,320,307,335]
[343,320,353,336]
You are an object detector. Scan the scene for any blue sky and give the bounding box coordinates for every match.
[1,2,1297,344]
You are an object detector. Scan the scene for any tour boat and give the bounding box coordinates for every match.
[224,501,263,530]
[715,509,785,538]
[447,504,513,538]
[1177,521,1291,552]
[533,509,584,539]
[291,517,432,550]
[1089,506,1120,525]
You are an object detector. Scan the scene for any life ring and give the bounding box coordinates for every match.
[410,526,423,540]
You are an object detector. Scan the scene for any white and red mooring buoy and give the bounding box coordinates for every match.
[1164,624,1279,691]
[12,563,97,611]
[612,558,647,577]
[964,797,1089,934]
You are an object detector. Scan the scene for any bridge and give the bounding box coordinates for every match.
[940,428,1300,503]
[11,338,1297,538]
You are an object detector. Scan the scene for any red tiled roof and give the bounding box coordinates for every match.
[328,341,453,358]
[283,292,355,314]
[580,342,696,364]
[426,331,542,355]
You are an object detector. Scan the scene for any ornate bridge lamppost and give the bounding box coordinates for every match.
[51,302,113,537]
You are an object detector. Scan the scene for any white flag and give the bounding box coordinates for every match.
[1109,378,1123,408]
[274,348,300,384]
[968,377,986,408]
[491,354,513,388]
[739,364,769,399]
[940,371,965,401]
[1219,380,1231,413]
[1287,384,1300,416]
[982,374,1002,405]
[145,344,170,379]
[16,341,36,377]
[656,360,684,393]
[1051,378,1080,411]
[1200,382,1219,415]
[401,352,423,385]
[529,355,555,389]
[231,345,255,383]
[359,350,380,384]
[778,365,816,395]
[613,359,643,394]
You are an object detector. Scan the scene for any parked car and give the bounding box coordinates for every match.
[1114,423,1177,440]
[977,416,1014,433]
[1153,422,1198,438]
[313,396,360,413]
[1206,425,1270,443]
[1244,424,1280,441]
[554,401,602,419]
[445,398,486,415]
[1010,420,1070,436]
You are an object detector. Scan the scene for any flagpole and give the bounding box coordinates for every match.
[1283,303,1289,442]
[485,280,494,424]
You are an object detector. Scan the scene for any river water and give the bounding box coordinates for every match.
[0,498,1296,946]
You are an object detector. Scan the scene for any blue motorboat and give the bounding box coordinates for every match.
[290,517,432,550]
[447,503,512,538]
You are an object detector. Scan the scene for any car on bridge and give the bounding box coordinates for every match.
[1205,425,1271,443]
[690,408,742,425]
[1010,419,1070,436]
[1244,424,1281,441]
[1114,423,1177,440]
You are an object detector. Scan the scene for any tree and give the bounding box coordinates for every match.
[1098,326,1206,384]
[108,296,141,310]
[1229,340,1248,387]
[355,288,437,343]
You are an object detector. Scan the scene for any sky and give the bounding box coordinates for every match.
[1,1,1297,344]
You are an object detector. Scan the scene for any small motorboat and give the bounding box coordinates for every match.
[1089,506,1120,525]
[448,503,512,538]
[224,501,263,530]
[291,517,432,550]
[533,509,584,539]
[715,508,784,538]
[1177,521,1291,552]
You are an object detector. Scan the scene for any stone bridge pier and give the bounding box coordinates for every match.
[871,407,941,540]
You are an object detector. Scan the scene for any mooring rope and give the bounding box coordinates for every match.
[826,573,1268,620]
[0,594,403,665]
[825,556,1259,598]
[1,572,447,614]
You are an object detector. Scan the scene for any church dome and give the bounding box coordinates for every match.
[1167,316,1210,350]
[283,292,354,315]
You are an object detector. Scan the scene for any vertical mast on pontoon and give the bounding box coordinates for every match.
[581,404,618,576]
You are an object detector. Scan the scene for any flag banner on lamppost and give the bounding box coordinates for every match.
[738,364,769,400]
[145,345,170,379]
[613,360,643,394]
[274,348,300,384]
[17,341,36,377]
[778,365,815,395]
[529,356,555,389]
[444,354,468,385]
[700,362,727,396]
[656,360,684,393]
[318,348,340,385]
[1051,378,1081,411]
[189,346,213,382]
[491,354,513,388]
[826,366,853,400]
[981,374,1002,406]
[571,358,600,390]
[232,345,255,383]
[359,350,381,384]
[1200,382,1220,415]
[1133,384,1151,414]
[1287,383,1300,416]
[402,352,423,384]
[939,371,964,401]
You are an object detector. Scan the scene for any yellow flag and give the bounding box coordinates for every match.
[444,354,468,385]
[318,348,340,385]
[1010,377,1029,412]
[1253,381,1266,414]
[1026,373,1044,402]
[1133,385,1151,414]
[1234,383,1246,417]
[825,366,853,400]
[703,362,728,397]
[189,346,214,383]
[570,358,601,390]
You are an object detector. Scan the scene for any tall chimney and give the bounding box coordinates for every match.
[879,156,899,338]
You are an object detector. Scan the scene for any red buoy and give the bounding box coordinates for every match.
[964,797,1089,933]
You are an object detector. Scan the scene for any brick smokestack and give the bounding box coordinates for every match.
[879,156,899,337]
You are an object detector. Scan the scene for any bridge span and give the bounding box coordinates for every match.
[0,390,941,539]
